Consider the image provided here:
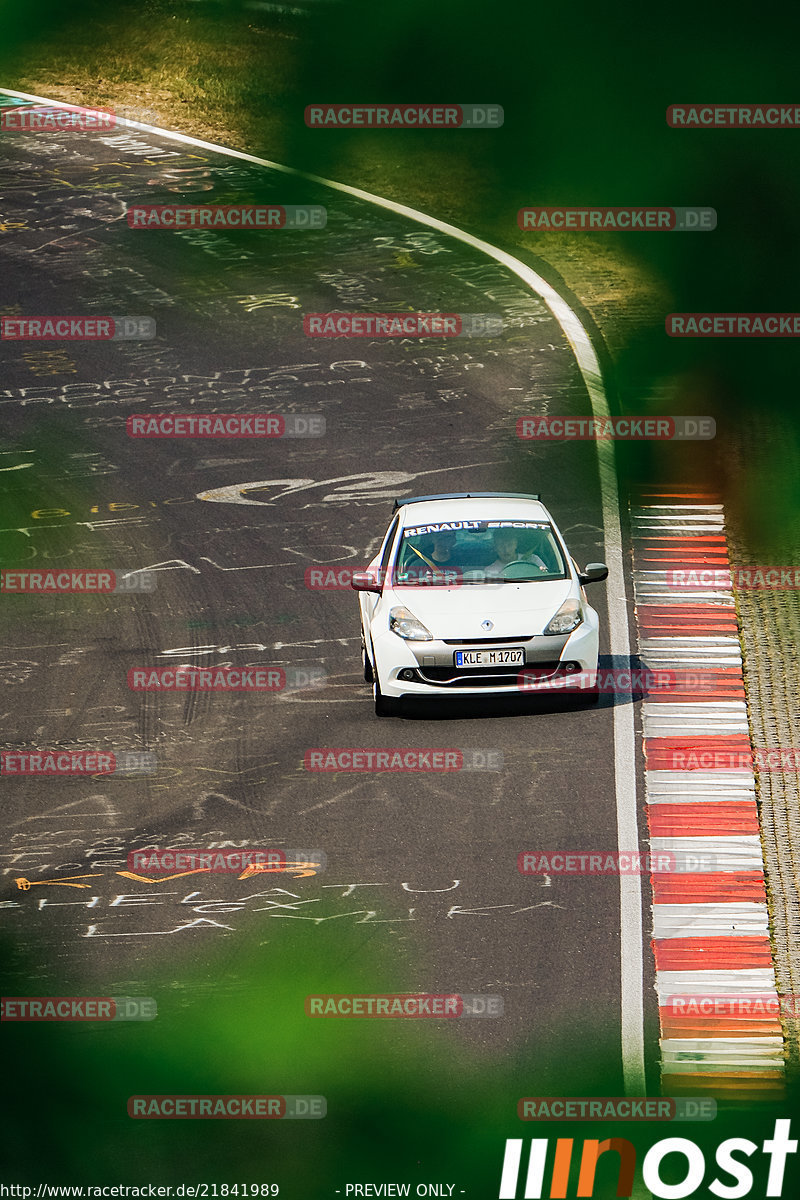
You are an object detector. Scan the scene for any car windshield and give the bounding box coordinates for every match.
[393,519,568,584]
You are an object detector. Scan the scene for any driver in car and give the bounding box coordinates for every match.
[484,529,547,577]
[402,529,460,582]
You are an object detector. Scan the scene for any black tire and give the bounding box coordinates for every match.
[361,632,373,683]
[373,667,400,717]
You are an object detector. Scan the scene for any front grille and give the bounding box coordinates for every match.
[441,636,533,645]
[411,661,582,689]
[416,668,522,688]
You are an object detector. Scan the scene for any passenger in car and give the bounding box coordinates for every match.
[485,529,547,576]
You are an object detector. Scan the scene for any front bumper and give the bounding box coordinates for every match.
[371,615,600,698]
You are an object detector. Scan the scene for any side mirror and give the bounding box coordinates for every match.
[578,563,609,586]
[351,570,383,594]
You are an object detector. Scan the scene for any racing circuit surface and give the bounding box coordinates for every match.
[0,95,650,1102]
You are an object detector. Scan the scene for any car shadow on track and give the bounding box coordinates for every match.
[388,655,653,721]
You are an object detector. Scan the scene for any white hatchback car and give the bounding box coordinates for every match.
[352,492,608,715]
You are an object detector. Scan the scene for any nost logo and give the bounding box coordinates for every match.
[498,1120,797,1198]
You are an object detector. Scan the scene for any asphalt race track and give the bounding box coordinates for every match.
[0,95,650,1099]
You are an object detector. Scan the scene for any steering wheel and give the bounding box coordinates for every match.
[501,560,546,580]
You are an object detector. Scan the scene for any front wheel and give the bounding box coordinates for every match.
[361,631,373,683]
[373,667,400,717]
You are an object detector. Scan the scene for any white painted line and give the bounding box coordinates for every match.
[630,521,726,531]
[648,791,757,804]
[647,770,755,796]
[643,702,749,714]
[657,969,779,997]
[661,1045,784,1068]
[640,637,741,647]
[642,714,750,737]
[0,87,646,1093]
[641,652,743,667]
[651,836,765,869]
[662,1038,784,1053]
[653,903,770,937]
[633,576,734,585]
[632,591,736,604]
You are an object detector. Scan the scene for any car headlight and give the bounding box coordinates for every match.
[544,597,583,635]
[389,606,433,641]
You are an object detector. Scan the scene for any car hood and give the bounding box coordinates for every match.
[386,578,575,638]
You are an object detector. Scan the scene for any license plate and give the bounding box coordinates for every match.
[454,647,525,668]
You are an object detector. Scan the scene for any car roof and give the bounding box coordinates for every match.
[394,494,551,526]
